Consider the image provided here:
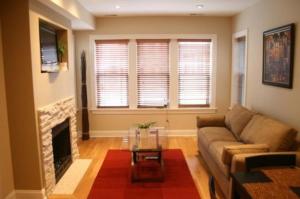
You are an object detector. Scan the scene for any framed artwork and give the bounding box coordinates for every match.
[263,23,295,88]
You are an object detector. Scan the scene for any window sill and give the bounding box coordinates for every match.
[90,107,217,115]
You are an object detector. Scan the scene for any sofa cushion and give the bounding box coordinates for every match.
[208,141,243,177]
[240,115,297,152]
[197,127,236,149]
[225,105,255,140]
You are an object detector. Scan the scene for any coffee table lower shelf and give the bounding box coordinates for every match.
[131,149,164,182]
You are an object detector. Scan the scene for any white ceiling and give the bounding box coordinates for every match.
[77,0,260,17]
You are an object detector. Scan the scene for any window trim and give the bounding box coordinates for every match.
[136,39,170,108]
[90,107,217,115]
[89,34,217,111]
[94,39,130,108]
[177,39,213,108]
[178,104,210,108]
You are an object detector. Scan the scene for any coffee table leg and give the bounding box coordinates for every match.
[133,151,137,163]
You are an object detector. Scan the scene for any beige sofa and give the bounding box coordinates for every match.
[197,105,300,199]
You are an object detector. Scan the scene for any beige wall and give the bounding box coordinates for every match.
[89,111,213,132]
[233,0,300,135]
[29,0,77,191]
[75,16,232,132]
[30,0,76,109]
[1,0,43,190]
[0,20,15,199]
[0,0,77,192]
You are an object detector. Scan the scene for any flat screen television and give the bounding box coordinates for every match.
[39,21,59,72]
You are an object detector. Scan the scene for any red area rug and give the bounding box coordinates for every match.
[88,149,201,199]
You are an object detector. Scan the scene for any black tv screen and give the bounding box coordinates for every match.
[39,22,59,72]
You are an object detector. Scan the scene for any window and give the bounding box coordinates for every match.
[137,39,170,107]
[94,40,129,107]
[178,39,212,107]
[92,35,216,110]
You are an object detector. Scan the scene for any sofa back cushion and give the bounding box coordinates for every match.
[225,105,255,139]
[240,115,297,152]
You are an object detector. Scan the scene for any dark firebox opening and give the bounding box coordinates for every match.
[52,118,72,183]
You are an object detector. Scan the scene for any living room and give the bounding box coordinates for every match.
[0,0,299,199]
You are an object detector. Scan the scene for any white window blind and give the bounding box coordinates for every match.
[137,39,170,107]
[178,39,212,107]
[95,40,129,107]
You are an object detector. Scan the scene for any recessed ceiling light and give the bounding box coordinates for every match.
[196,4,204,9]
[115,5,121,9]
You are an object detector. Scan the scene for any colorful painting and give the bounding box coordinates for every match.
[263,24,295,88]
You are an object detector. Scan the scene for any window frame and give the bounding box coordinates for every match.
[94,40,130,108]
[89,34,217,111]
[178,39,213,108]
[136,39,170,108]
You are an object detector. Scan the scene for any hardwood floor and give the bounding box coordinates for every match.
[49,137,224,199]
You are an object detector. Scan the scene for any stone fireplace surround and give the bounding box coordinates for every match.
[38,97,79,195]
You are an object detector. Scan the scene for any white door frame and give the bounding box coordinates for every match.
[231,29,248,107]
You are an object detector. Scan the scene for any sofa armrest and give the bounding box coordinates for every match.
[197,114,225,128]
[230,152,300,173]
[222,144,269,165]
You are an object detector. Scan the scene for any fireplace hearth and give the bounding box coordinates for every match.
[52,118,72,182]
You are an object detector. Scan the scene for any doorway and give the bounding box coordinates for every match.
[231,30,248,107]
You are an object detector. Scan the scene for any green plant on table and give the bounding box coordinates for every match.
[57,41,65,63]
[136,122,156,129]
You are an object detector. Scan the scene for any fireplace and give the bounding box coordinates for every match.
[38,97,79,194]
[51,118,72,182]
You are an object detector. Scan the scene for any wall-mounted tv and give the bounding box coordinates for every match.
[39,21,59,73]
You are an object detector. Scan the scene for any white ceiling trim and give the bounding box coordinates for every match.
[77,0,261,17]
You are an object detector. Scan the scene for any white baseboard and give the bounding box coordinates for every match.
[165,129,197,136]
[5,191,16,199]
[5,189,46,199]
[90,130,127,137]
[84,129,197,138]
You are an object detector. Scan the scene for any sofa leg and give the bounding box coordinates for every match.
[209,176,217,199]
[229,177,241,199]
